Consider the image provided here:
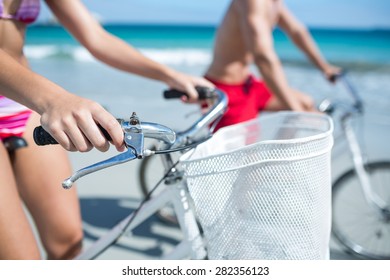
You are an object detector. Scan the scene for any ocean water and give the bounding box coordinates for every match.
[26,25,390,67]
[25,25,390,132]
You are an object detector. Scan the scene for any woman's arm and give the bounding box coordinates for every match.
[45,0,213,101]
[0,49,124,152]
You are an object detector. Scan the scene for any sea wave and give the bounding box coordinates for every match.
[24,45,212,66]
[24,44,390,74]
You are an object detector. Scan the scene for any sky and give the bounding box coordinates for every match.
[39,0,390,29]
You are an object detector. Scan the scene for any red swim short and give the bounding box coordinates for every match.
[206,75,273,131]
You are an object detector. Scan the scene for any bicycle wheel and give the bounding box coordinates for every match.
[332,161,390,259]
[138,144,180,225]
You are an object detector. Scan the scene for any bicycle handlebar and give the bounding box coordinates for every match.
[338,71,364,112]
[147,87,227,149]
[34,123,113,146]
[164,86,217,100]
[174,88,227,145]
[35,87,227,189]
[33,87,226,146]
[319,71,364,115]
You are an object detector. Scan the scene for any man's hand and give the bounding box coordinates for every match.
[291,89,317,112]
[323,64,342,83]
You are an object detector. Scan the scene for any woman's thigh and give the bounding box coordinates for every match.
[0,141,40,259]
[12,112,83,253]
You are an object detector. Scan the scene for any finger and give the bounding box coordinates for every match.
[62,133,79,152]
[64,123,94,152]
[194,77,215,89]
[181,95,189,103]
[47,129,77,152]
[72,108,111,152]
[78,117,110,152]
[93,111,124,152]
[186,86,199,103]
[41,115,74,151]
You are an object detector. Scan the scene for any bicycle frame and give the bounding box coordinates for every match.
[323,73,389,215]
[341,115,389,213]
[68,89,228,259]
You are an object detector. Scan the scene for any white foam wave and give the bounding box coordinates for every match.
[24,45,59,59]
[24,45,95,62]
[141,49,212,66]
[24,45,212,66]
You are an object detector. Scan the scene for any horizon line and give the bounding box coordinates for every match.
[33,21,390,32]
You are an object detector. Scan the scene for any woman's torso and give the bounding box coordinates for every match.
[0,0,40,61]
[0,0,40,114]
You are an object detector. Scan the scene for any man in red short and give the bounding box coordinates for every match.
[204,0,340,131]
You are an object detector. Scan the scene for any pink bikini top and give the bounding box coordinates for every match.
[0,0,40,24]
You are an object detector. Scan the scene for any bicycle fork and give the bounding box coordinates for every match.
[342,116,389,216]
[169,183,207,260]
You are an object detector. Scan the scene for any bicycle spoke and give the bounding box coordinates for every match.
[341,215,377,235]
[350,222,384,249]
[377,170,390,204]
[373,170,388,201]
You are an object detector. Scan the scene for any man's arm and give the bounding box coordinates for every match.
[278,3,340,80]
[235,0,305,110]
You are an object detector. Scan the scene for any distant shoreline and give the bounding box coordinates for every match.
[31,22,390,33]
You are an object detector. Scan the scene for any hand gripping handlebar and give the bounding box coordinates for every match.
[33,87,227,189]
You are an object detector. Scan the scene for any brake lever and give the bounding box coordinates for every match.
[62,149,137,189]
[62,113,145,189]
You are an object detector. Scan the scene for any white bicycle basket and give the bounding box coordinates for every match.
[181,112,334,260]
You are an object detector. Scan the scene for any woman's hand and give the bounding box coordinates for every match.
[40,93,125,152]
[165,71,215,103]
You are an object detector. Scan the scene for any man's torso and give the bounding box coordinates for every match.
[205,0,282,84]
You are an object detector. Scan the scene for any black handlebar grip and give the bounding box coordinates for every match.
[163,89,186,99]
[163,86,215,100]
[329,73,338,83]
[329,70,347,83]
[33,124,112,146]
[33,126,58,145]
